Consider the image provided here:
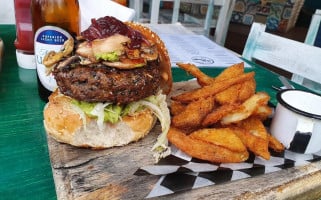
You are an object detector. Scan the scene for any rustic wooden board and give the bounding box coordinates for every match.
[47,81,321,200]
[48,126,161,200]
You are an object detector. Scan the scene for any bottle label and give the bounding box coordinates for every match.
[34,26,72,91]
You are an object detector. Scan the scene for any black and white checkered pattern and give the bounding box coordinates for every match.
[135,145,321,198]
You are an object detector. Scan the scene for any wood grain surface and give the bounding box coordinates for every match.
[47,81,321,200]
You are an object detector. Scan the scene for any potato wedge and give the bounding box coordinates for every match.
[172,72,255,103]
[238,78,256,102]
[238,117,269,141]
[220,92,270,125]
[214,78,255,105]
[202,103,240,126]
[170,100,187,116]
[215,84,243,105]
[235,117,270,160]
[268,134,285,152]
[176,62,214,86]
[252,104,273,120]
[167,127,249,163]
[214,62,244,81]
[231,127,270,160]
[172,96,215,131]
[214,63,255,104]
[189,128,247,153]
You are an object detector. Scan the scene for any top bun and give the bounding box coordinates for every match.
[125,22,172,95]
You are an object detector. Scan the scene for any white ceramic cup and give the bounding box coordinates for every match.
[270,89,321,154]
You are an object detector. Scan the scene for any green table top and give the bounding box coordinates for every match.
[0,25,307,200]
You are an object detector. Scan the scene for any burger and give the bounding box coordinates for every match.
[43,16,172,159]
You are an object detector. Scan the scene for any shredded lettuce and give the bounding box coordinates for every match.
[136,92,171,162]
[72,100,123,124]
[90,103,110,131]
[70,103,87,130]
[122,101,143,116]
[71,91,171,162]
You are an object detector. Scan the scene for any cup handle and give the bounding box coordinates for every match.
[288,117,314,153]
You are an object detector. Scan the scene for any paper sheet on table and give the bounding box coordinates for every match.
[158,34,244,67]
[79,0,135,31]
[136,145,321,198]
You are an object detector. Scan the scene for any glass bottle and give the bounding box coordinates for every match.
[31,0,80,101]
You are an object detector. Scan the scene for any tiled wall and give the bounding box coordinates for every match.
[231,0,305,32]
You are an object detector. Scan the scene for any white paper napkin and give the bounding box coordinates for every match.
[79,0,136,31]
[135,146,321,198]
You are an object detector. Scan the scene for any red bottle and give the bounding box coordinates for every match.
[14,0,36,69]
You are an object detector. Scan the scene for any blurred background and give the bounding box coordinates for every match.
[1,0,321,55]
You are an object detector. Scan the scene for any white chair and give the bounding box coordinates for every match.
[242,22,321,94]
[304,9,321,47]
[290,9,321,91]
[129,0,235,46]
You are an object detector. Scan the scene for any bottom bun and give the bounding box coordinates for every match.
[43,90,157,148]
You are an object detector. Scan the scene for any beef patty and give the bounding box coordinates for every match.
[53,61,161,104]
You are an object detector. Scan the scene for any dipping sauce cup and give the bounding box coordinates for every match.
[270,89,321,154]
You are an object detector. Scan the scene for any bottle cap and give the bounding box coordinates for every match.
[16,50,36,69]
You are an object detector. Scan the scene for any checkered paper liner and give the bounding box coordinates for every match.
[135,145,321,198]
